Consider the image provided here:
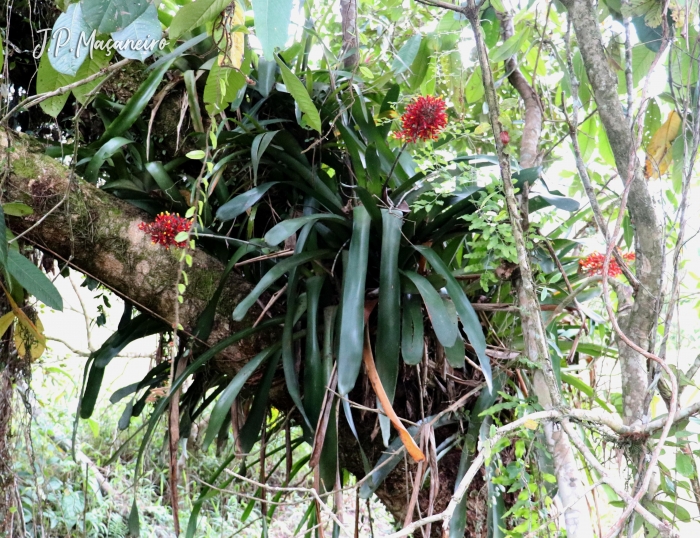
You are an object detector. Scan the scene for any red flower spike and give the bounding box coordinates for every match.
[579,251,635,277]
[500,130,510,145]
[139,212,193,249]
[395,95,448,143]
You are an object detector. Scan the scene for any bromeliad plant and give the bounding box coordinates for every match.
[33,6,585,533]
[68,63,584,535]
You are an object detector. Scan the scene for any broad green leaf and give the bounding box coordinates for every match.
[37,52,74,117]
[465,67,484,104]
[216,182,278,222]
[376,209,402,445]
[631,44,655,88]
[657,500,691,522]
[402,270,457,349]
[232,250,332,321]
[110,4,161,61]
[1,203,33,217]
[415,246,491,386]
[170,0,230,39]
[72,48,111,104]
[98,57,175,143]
[531,192,580,212]
[561,374,613,412]
[676,453,695,478]
[275,55,322,133]
[643,98,662,148]
[81,0,150,34]
[407,37,431,91]
[481,7,500,49]
[337,206,371,396]
[578,114,597,163]
[203,345,279,449]
[48,3,92,76]
[264,214,347,245]
[489,27,530,63]
[391,35,422,75]
[251,0,294,60]
[203,62,247,114]
[5,250,63,311]
[281,222,315,433]
[355,187,382,224]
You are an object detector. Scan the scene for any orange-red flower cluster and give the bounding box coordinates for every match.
[579,251,636,277]
[395,95,448,143]
[139,212,192,249]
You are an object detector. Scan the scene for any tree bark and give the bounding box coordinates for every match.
[560,0,664,427]
[465,3,594,536]
[340,0,360,70]
[1,129,277,375]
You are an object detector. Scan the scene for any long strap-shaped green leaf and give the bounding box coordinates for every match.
[303,275,326,426]
[448,375,502,537]
[401,294,424,365]
[280,222,317,433]
[84,137,132,183]
[97,57,175,144]
[401,270,458,349]
[238,350,282,453]
[337,206,371,396]
[232,249,332,321]
[202,344,280,450]
[129,317,284,535]
[80,314,164,418]
[414,246,492,391]
[376,209,402,445]
[275,54,322,133]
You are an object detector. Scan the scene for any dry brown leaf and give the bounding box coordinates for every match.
[645,110,681,179]
[15,315,46,361]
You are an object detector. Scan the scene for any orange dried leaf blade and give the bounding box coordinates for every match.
[645,110,681,179]
[363,328,425,463]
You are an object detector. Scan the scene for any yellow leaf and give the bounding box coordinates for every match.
[523,419,539,430]
[15,315,46,361]
[645,110,681,179]
[216,2,245,70]
[0,311,15,338]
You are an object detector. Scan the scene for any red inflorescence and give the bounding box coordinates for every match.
[395,95,448,143]
[139,212,192,249]
[500,130,510,145]
[579,251,636,277]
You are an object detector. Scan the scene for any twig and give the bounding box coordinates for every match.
[0,58,131,124]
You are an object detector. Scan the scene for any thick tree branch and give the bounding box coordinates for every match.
[463,3,593,536]
[561,0,665,427]
[0,129,274,375]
